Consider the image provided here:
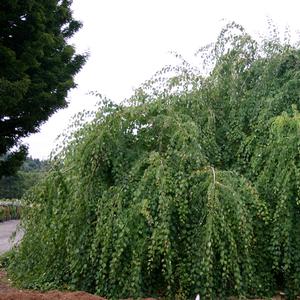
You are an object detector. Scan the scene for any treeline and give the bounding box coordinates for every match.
[0,157,48,199]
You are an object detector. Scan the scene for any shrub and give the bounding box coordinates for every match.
[0,199,21,222]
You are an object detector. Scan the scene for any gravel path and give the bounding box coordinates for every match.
[0,220,23,255]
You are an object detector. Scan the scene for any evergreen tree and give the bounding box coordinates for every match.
[0,0,87,177]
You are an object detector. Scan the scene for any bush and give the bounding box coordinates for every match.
[0,250,13,268]
[0,199,21,222]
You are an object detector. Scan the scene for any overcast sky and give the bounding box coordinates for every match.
[23,0,300,159]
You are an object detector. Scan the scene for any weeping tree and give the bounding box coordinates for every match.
[8,23,300,299]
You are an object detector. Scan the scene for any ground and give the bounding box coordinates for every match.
[0,269,157,300]
[0,220,23,256]
[0,269,108,300]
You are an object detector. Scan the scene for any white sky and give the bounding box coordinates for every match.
[23,0,300,159]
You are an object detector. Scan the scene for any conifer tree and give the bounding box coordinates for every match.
[0,0,87,176]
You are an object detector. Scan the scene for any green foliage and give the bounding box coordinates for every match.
[0,146,27,178]
[0,200,21,222]
[0,0,87,176]
[0,157,48,199]
[0,250,13,268]
[8,23,300,299]
[249,111,300,297]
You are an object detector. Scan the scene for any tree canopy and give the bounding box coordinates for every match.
[8,23,300,299]
[0,0,87,177]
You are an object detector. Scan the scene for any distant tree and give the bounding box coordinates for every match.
[0,157,48,199]
[0,0,87,177]
[21,157,48,172]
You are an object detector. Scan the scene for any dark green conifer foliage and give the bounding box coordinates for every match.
[0,0,87,176]
[8,23,300,299]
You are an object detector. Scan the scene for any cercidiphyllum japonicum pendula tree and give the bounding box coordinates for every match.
[8,22,300,299]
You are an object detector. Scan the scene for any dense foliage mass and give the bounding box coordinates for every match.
[0,0,87,177]
[8,23,300,299]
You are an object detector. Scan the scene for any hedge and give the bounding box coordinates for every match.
[0,199,21,222]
